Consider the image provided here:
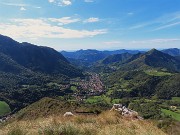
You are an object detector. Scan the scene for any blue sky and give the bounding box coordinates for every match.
[0,0,180,51]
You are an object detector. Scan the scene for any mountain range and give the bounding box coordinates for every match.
[61,48,180,67]
[61,49,142,65]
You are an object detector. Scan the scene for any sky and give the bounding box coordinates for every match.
[0,0,180,51]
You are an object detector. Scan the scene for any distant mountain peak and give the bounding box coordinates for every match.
[147,48,159,54]
[0,34,19,46]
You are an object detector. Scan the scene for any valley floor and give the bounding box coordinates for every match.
[0,111,166,135]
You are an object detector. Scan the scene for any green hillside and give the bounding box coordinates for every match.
[0,101,11,116]
[119,49,180,72]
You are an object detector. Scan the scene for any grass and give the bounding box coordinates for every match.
[112,99,122,104]
[7,127,26,135]
[85,95,111,104]
[106,89,113,96]
[70,86,78,91]
[171,97,180,102]
[0,111,166,135]
[161,109,180,121]
[0,101,11,116]
[145,70,172,76]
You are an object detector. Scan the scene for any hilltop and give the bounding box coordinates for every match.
[0,110,166,135]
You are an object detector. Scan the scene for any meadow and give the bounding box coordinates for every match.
[0,101,11,116]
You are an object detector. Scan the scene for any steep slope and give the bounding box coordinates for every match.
[0,34,82,77]
[162,48,180,56]
[120,49,180,72]
[0,53,30,74]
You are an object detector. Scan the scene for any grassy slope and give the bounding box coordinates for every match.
[162,109,180,121]
[0,111,166,135]
[14,97,108,120]
[0,101,11,116]
[85,95,111,104]
[15,97,79,120]
[172,97,180,102]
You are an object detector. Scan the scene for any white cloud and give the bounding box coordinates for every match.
[20,7,26,11]
[48,0,55,3]
[84,0,94,2]
[129,23,150,30]
[1,2,28,7]
[0,18,107,39]
[1,2,41,9]
[61,0,72,6]
[84,17,100,23]
[34,6,41,9]
[127,12,134,16]
[48,0,72,6]
[152,21,180,31]
[129,12,180,31]
[48,17,80,25]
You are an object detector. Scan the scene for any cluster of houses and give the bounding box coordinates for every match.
[78,73,105,93]
[69,73,106,101]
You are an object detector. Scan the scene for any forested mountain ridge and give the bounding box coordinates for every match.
[99,53,133,65]
[162,48,180,56]
[0,34,83,112]
[0,34,82,77]
[119,49,180,72]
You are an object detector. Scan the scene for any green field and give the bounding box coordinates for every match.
[0,101,11,116]
[171,97,180,102]
[162,109,180,121]
[85,95,111,104]
[145,70,172,76]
